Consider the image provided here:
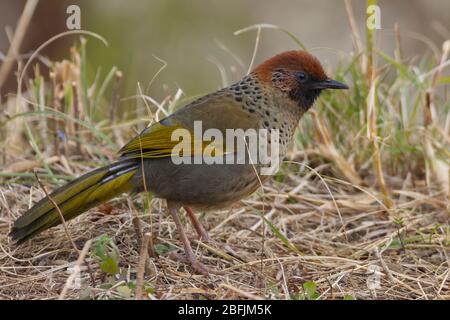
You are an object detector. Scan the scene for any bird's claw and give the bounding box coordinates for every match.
[169,251,225,276]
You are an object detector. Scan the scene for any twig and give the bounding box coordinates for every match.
[0,0,38,89]
[72,81,82,155]
[246,26,262,75]
[374,247,420,295]
[128,198,156,259]
[34,169,97,292]
[50,71,60,154]
[33,170,79,253]
[344,0,364,56]
[135,233,151,300]
[367,76,393,209]
[219,283,263,300]
[59,239,92,300]
[110,70,123,146]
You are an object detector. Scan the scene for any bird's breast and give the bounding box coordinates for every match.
[229,78,301,161]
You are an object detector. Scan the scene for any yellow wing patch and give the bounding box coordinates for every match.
[119,122,224,159]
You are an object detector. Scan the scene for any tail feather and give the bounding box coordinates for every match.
[10,160,138,244]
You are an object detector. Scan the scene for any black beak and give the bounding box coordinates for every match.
[313,78,348,90]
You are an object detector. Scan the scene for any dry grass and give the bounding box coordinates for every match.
[0,1,449,300]
[0,164,448,299]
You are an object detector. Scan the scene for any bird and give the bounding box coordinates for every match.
[10,50,348,274]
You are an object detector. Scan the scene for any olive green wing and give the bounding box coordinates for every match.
[119,91,260,159]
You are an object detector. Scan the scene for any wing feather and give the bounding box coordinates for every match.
[119,91,260,159]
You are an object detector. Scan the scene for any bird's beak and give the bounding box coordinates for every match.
[313,78,349,90]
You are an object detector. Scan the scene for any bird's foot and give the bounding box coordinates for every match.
[169,251,225,276]
[187,232,213,245]
[187,233,236,255]
[168,202,226,276]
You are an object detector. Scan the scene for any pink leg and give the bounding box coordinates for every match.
[168,202,224,275]
[183,206,212,242]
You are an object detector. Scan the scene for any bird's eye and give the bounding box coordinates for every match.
[296,71,308,82]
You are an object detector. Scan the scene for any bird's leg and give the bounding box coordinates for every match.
[184,206,239,259]
[167,202,224,275]
[183,206,212,242]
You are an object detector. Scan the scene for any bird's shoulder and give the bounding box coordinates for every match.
[118,80,262,156]
[165,82,261,131]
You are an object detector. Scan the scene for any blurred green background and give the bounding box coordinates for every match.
[1,0,450,100]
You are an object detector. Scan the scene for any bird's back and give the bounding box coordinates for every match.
[131,74,302,208]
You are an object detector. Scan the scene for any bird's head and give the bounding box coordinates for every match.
[253,50,348,109]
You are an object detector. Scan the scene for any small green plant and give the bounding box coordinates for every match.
[292,281,320,300]
[302,281,320,300]
[154,243,172,255]
[90,235,156,299]
[114,280,155,299]
[92,234,120,276]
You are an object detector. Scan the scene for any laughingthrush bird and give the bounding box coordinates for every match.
[10,50,348,274]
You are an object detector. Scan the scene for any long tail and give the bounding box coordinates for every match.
[10,160,139,244]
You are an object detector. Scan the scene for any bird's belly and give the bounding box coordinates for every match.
[133,158,267,209]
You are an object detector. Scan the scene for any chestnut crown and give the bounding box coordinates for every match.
[253,50,348,108]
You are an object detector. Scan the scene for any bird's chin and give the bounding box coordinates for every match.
[289,88,322,110]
